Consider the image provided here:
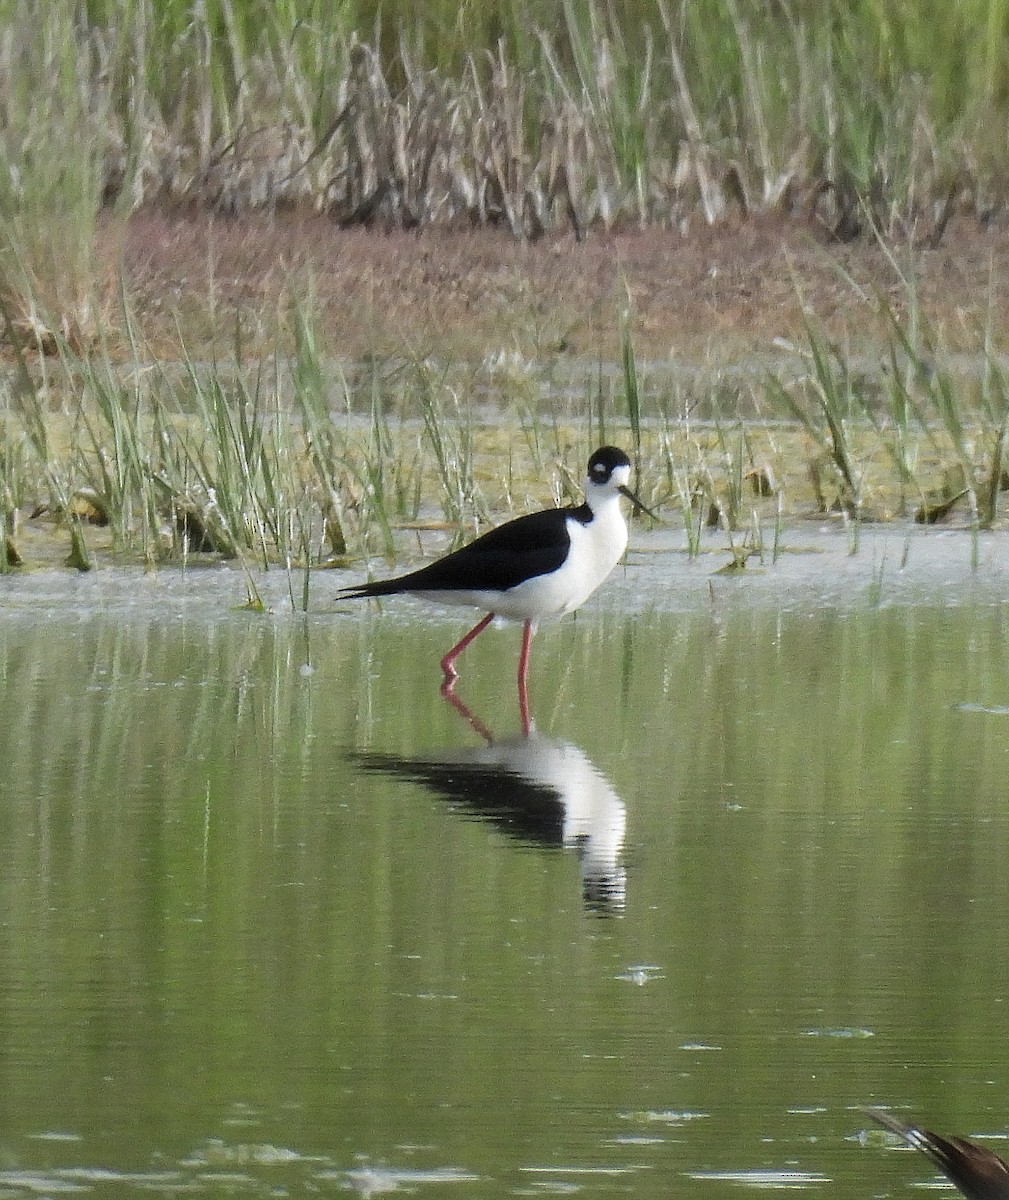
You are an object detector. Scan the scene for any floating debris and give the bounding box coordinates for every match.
[688,1169,831,1189]
[339,1165,481,1196]
[801,1027,874,1039]
[615,963,665,985]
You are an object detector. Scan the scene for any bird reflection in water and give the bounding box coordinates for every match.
[351,699,627,914]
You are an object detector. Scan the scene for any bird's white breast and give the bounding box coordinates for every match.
[410,492,629,623]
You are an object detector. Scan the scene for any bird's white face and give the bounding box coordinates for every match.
[583,446,656,518]
[586,460,631,496]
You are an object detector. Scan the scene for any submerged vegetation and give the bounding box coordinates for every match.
[2,277,1009,590]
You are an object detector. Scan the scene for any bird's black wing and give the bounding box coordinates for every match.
[341,505,588,598]
[350,751,565,845]
[868,1109,1009,1200]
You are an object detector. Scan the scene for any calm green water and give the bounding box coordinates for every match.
[2,555,1009,1198]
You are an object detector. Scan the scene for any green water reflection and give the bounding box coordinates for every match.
[1,595,1008,1197]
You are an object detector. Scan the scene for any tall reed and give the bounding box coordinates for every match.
[0,6,110,344]
[1,0,1007,270]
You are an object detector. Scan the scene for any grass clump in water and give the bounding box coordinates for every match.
[4,251,1009,581]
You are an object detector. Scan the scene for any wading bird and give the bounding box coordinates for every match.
[867,1108,1009,1200]
[339,446,654,732]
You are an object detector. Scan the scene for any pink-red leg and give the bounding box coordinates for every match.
[440,611,495,687]
[441,687,495,745]
[518,620,535,736]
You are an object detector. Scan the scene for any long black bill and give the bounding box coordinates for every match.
[619,484,659,520]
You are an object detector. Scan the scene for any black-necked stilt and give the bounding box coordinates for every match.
[339,446,654,731]
[867,1109,1009,1200]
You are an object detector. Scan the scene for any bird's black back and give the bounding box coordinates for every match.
[350,751,566,845]
[341,503,591,598]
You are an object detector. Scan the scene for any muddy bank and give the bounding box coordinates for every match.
[114,211,1009,365]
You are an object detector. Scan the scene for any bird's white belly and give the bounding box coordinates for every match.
[411,508,627,622]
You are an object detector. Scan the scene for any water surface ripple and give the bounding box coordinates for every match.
[1,527,1007,1198]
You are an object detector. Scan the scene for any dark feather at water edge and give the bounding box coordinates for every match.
[866,1108,1009,1200]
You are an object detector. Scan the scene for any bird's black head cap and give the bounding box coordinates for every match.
[587,445,631,483]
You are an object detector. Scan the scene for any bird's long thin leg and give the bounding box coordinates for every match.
[440,612,495,687]
[518,620,535,736]
[441,687,495,745]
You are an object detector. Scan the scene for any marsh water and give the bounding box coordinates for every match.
[2,526,1009,1199]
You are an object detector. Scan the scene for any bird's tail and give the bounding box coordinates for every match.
[338,579,405,599]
